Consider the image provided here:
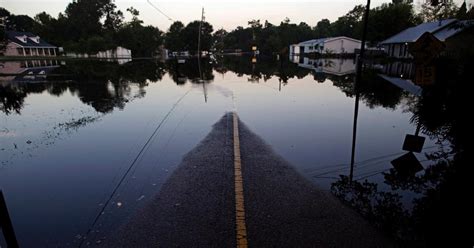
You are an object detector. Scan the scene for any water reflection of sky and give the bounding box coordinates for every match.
[0,59,445,247]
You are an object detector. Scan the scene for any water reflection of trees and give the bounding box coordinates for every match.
[2,57,427,116]
[331,57,472,246]
[0,60,166,114]
[0,85,26,115]
[331,70,407,109]
[217,56,310,84]
[165,58,214,85]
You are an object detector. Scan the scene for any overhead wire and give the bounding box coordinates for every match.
[146,0,174,21]
[311,145,440,179]
[78,88,192,247]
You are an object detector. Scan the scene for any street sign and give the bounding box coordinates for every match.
[402,134,426,153]
[409,32,445,65]
[415,65,436,86]
[391,152,424,177]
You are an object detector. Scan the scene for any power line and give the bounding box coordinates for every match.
[78,89,191,247]
[146,0,174,21]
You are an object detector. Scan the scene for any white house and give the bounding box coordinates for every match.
[380,19,474,58]
[290,56,356,76]
[66,46,132,64]
[4,31,58,57]
[290,37,362,55]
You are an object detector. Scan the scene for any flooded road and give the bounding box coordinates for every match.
[0,57,469,247]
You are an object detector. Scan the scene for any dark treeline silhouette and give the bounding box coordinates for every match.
[0,60,165,114]
[331,56,472,247]
[1,3,163,57]
[2,0,472,56]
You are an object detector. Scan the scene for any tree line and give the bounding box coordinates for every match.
[1,0,473,57]
[1,1,163,57]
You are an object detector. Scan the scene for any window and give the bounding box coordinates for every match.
[25,48,31,55]
[16,48,24,55]
[38,49,44,55]
[29,36,40,43]
[15,35,27,43]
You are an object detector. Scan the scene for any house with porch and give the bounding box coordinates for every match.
[4,31,58,57]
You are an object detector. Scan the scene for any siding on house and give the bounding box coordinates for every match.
[290,36,362,55]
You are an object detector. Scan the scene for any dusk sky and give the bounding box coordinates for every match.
[2,0,470,31]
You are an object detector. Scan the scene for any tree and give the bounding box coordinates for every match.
[126,7,142,24]
[367,2,421,44]
[180,20,214,53]
[419,0,459,22]
[63,0,120,42]
[116,22,163,57]
[6,15,36,32]
[314,19,331,38]
[456,1,468,20]
[213,28,227,52]
[104,2,124,32]
[330,5,365,38]
[164,21,185,51]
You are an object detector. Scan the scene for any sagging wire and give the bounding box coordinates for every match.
[78,88,192,247]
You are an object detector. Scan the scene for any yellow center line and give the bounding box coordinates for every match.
[233,112,248,248]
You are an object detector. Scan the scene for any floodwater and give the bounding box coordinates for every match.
[0,56,470,247]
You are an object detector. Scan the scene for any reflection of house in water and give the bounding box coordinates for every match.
[66,47,132,65]
[0,60,61,82]
[377,61,423,96]
[381,61,415,79]
[290,56,356,76]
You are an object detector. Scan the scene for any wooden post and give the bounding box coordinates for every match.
[0,190,19,248]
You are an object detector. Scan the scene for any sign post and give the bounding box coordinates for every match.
[0,190,19,248]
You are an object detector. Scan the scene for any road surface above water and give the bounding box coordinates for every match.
[106,112,391,247]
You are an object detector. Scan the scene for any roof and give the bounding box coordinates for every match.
[433,20,474,41]
[298,36,361,46]
[6,31,56,48]
[380,19,457,44]
[298,38,328,45]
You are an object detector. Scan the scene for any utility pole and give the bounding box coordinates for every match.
[349,0,371,183]
[197,7,204,58]
[197,7,207,102]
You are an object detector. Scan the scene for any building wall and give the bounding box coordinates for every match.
[4,42,22,56]
[324,38,361,54]
[289,44,301,55]
[0,61,25,74]
[383,43,411,58]
[4,42,58,57]
[444,28,474,56]
[322,58,356,75]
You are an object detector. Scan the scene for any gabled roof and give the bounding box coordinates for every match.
[380,19,457,44]
[299,38,328,45]
[433,20,474,41]
[6,31,56,48]
[297,36,361,46]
